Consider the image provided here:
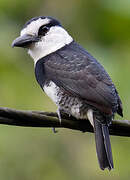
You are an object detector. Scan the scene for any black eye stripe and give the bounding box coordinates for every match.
[38,22,61,36]
[39,22,57,29]
[38,24,51,36]
[44,23,53,28]
[38,26,49,36]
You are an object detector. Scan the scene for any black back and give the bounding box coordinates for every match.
[35,41,123,116]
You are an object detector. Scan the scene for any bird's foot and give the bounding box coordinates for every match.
[57,107,62,124]
[51,107,62,133]
[52,127,58,133]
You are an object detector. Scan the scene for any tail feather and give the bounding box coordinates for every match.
[93,118,114,170]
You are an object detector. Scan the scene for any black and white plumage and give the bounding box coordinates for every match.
[12,16,123,170]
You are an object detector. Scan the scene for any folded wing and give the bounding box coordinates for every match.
[43,41,123,116]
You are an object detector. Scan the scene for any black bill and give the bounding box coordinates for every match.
[12,34,39,48]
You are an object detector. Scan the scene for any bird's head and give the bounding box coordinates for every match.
[12,16,73,63]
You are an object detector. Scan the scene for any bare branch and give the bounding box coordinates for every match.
[0,107,129,137]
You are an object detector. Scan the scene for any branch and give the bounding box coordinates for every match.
[0,107,129,137]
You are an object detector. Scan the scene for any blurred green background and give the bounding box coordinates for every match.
[0,0,130,179]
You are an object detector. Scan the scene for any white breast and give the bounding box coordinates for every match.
[43,81,60,105]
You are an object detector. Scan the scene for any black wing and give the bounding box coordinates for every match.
[38,41,123,115]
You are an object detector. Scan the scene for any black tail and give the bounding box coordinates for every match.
[93,118,114,170]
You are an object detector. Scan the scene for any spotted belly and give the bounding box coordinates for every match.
[43,81,90,119]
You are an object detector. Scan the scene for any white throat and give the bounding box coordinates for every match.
[28,26,73,64]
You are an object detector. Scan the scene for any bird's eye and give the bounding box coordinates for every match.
[38,25,50,36]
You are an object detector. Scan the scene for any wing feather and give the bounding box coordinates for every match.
[42,41,122,114]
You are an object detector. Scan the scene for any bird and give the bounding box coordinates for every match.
[12,16,123,170]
